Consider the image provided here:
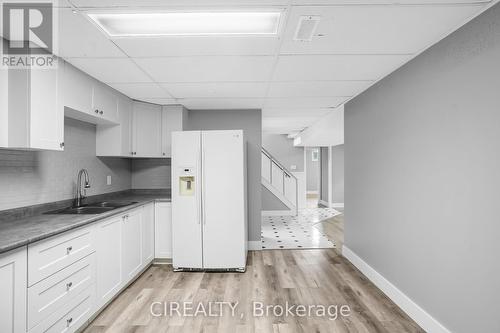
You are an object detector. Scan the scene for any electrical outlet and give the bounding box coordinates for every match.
[107,175,112,185]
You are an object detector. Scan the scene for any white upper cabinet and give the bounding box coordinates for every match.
[131,101,162,158]
[63,61,93,115]
[96,95,132,157]
[63,61,118,125]
[92,83,118,123]
[0,65,64,151]
[161,105,186,158]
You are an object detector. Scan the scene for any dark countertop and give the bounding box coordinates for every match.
[0,193,170,255]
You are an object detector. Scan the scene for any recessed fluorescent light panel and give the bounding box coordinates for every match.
[87,12,282,37]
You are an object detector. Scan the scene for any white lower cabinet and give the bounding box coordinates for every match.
[95,216,123,309]
[29,286,95,333]
[141,203,155,266]
[0,247,27,333]
[122,208,143,281]
[3,200,172,333]
[155,202,172,259]
[28,254,95,330]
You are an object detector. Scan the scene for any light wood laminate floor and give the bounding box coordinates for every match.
[84,248,423,332]
[313,208,345,252]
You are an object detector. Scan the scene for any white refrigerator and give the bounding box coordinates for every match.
[171,130,247,271]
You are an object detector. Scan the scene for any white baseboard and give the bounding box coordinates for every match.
[318,199,329,207]
[262,210,295,216]
[247,241,262,251]
[342,246,451,333]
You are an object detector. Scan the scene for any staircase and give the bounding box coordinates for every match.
[261,147,298,216]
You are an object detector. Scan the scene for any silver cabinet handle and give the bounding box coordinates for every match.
[66,318,73,326]
[95,109,99,114]
[66,246,73,254]
[66,281,73,290]
[99,111,103,115]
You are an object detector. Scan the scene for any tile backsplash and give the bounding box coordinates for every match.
[0,118,131,211]
[131,158,171,189]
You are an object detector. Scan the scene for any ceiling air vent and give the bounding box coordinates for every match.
[294,15,320,42]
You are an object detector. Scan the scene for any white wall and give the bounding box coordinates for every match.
[305,147,320,193]
[345,4,500,332]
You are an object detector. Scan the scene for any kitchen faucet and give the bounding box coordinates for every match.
[75,169,91,207]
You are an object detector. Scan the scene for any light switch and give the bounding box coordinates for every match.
[290,165,297,170]
[107,175,112,185]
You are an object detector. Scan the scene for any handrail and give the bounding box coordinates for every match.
[261,147,298,180]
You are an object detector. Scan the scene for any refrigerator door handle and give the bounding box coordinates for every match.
[202,146,207,225]
[196,147,202,225]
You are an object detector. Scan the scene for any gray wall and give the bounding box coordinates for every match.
[320,147,329,201]
[131,159,171,189]
[261,185,288,211]
[306,147,320,192]
[262,133,304,172]
[0,118,131,211]
[185,109,262,242]
[331,145,344,203]
[345,4,500,333]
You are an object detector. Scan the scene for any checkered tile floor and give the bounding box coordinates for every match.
[261,207,341,250]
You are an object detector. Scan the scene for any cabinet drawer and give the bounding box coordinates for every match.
[28,253,95,330]
[28,227,94,286]
[29,285,94,333]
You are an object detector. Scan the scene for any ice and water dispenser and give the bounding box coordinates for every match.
[178,167,195,196]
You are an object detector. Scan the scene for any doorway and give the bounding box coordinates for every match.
[305,147,321,208]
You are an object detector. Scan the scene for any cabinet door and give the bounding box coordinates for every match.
[132,102,162,158]
[122,209,142,281]
[95,216,122,309]
[63,61,92,115]
[161,106,184,158]
[141,203,155,266]
[155,202,172,259]
[95,95,132,157]
[0,247,27,333]
[118,97,132,156]
[29,67,64,150]
[92,84,118,123]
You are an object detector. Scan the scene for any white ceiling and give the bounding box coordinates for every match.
[55,0,494,134]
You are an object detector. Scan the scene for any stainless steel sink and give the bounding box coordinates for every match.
[44,201,138,215]
[46,206,116,215]
[90,201,138,208]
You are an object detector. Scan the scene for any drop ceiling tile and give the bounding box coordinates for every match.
[57,9,127,58]
[115,36,280,57]
[268,80,372,97]
[280,4,485,54]
[263,107,331,118]
[108,83,172,99]
[135,56,276,82]
[179,98,265,109]
[161,82,268,98]
[136,98,177,105]
[67,58,152,83]
[265,96,349,109]
[262,117,316,133]
[273,54,412,81]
